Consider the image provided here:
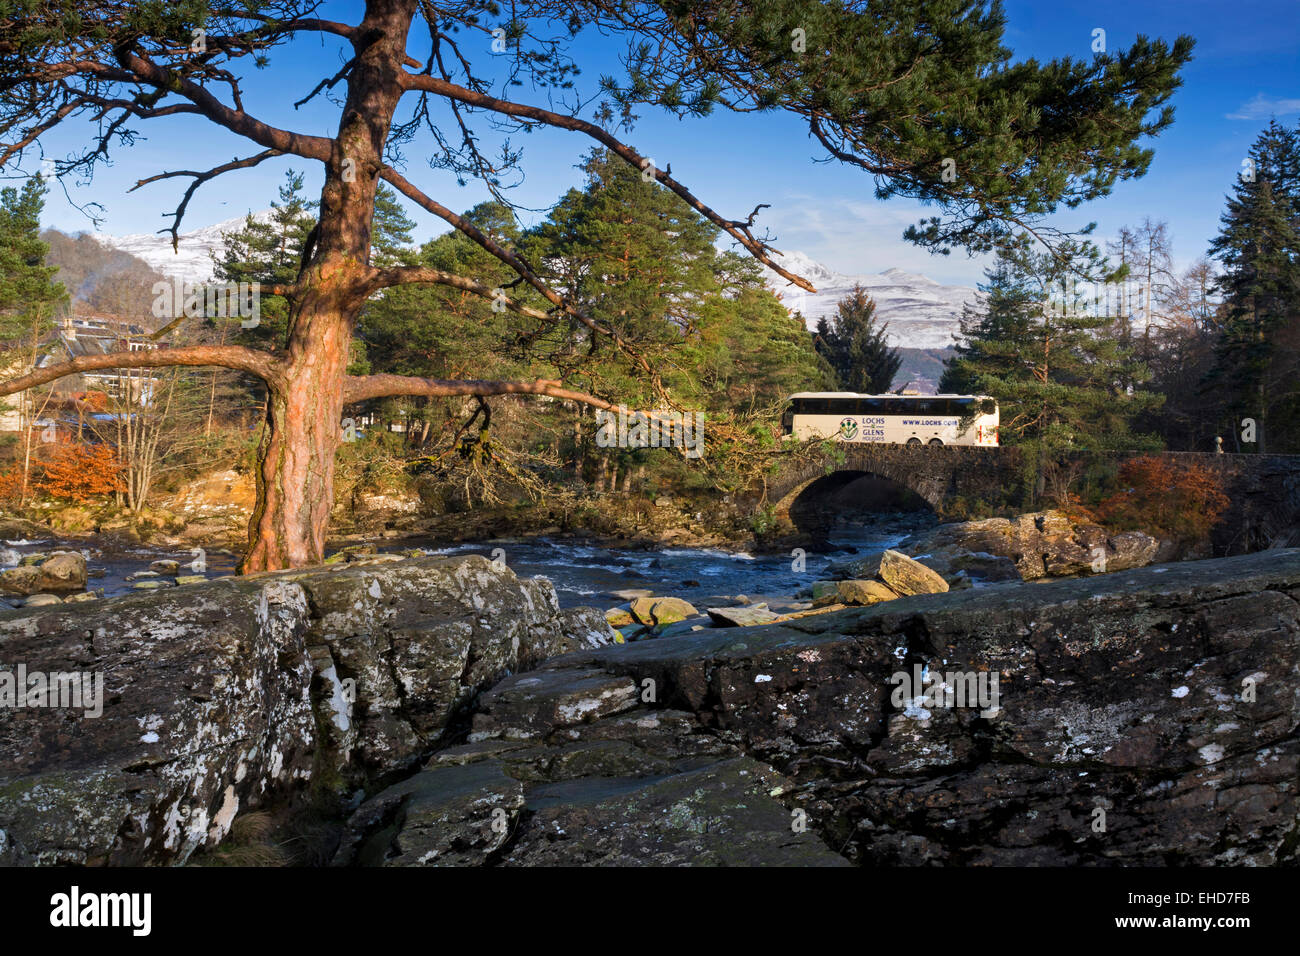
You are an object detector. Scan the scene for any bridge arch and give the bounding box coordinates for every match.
[768,444,1018,518]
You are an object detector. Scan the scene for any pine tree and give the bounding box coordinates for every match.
[940,237,1162,500]
[370,183,417,269]
[529,148,721,384]
[1203,120,1300,453]
[0,174,67,502]
[813,285,901,393]
[212,169,320,349]
[0,174,65,333]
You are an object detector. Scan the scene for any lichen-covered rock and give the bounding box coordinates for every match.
[469,667,640,741]
[0,554,611,865]
[500,756,846,866]
[0,578,315,866]
[335,759,527,867]
[337,698,845,867]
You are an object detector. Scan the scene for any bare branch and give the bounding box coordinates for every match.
[399,74,815,292]
[0,346,284,399]
[343,374,615,409]
[108,49,333,161]
[366,265,552,322]
[129,149,284,250]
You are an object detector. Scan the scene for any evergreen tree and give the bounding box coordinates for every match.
[528,148,722,393]
[370,183,418,269]
[940,237,1162,499]
[360,200,525,383]
[1203,120,1300,453]
[0,174,66,399]
[0,174,66,495]
[0,175,64,320]
[212,169,319,349]
[813,285,901,393]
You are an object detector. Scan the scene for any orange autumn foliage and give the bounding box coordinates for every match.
[1098,456,1229,542]
[35,443,125,503]
[0,466,25,506]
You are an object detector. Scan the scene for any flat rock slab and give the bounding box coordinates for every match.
[706,604,781,627]
[470,668,640,741]
[503,757,848,866]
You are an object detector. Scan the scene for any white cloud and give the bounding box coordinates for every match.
[1226,93,1300,121]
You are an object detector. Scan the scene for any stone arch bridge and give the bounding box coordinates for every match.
[762,445,1300,555]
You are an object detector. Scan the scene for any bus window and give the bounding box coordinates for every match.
[781,403,794,433]
[856,397,885,416]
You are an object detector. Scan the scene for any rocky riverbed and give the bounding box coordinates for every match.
[2,544,1296,866]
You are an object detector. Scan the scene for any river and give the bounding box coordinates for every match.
[1,512,935,611]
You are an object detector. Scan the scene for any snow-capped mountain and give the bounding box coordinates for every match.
[97,215,980,352]
[763,250,981,350]
[98,210,276,284]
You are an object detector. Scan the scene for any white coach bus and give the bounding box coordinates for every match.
[782,393,1000,446]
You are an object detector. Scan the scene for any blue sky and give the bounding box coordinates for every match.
[25,0,1300,288]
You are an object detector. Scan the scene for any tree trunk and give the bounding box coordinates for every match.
[241,305,350,572]
[241,0,415,572]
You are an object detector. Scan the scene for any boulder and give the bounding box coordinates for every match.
[902,510,1158,581]
[839,549,949,596]
[605,604,635,628]
[706,604,781,627]
[827,549,950,595]
[149,560,181,575]
[629,596,698,627]
[835,579,900,606]
[0,565,41,596]
[552,607,622,654]
[0,577,315,866]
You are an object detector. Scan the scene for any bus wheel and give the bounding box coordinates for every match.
[928,438,944,446]
[906,437,922,446]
